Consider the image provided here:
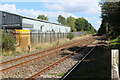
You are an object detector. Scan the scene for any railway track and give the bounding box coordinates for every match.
[0,36,92,65]
[0,38,83,65]
[0,36,95,73]
[1,36,97,79]
[60,46,96,80]
[27,41,97,80]
[58,38,110,80]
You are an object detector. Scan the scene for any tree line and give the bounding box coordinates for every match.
[37,15,96,33]
[98,1,120,38]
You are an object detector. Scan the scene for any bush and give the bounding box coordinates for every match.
[2,31,16,51]
[67,33,74,40]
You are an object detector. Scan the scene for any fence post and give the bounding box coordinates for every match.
[40,33,42,43]
[54,33,55,41]
[38,32,39,43]
[36,32,37,44]
[33,32,35,45]
[62,33,63,39]
[51,33,54,42]
[37,32,39,44]
[58,33,60,40]
[45,32,46,42]
[41,33,43,43]
[62,32,64,39]
[43,32,45,42]
[57,32,59,40]
[30,31,32,46]
[59,32,61,40]
[50,32,51,42]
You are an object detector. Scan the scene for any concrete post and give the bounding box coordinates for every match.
[111,49,119,80]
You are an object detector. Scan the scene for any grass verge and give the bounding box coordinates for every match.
[49,73,65,76]
[109,37,120,49]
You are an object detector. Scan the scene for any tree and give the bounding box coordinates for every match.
[57,15,67,25]
[98,19,106,34]
[75,18,87,31]
[75,18,84,31]
[66,16,76,32]
[99,2,120,37]
[84,19,89,31]
[37,15,48,21]
[74,17,95,32]
[56,15,96,33]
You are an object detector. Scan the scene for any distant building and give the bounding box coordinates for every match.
[0,10,70,33]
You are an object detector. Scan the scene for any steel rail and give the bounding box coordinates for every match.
[0,37,91,65]
[0,38,94,73]
[60,46,96,80]
[27,54,72,80]
[27,41,96,80]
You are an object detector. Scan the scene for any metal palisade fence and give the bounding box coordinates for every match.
[30,32,67,45]
[30,31,85,46]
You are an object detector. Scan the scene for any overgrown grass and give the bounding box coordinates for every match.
[35,41,61,50]
[35,34,90,51]
[2,51,26,56]
[49,73,65,76]
[109,36,120,49]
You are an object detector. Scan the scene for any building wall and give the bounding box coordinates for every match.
[23,18,43,30]
[22,23,33,30]
[22,18,70,33]
[1,11,22,29]
[42,22,51,32]
[59,25,70,33]
[51,24,59,33]
[0,11,70,32]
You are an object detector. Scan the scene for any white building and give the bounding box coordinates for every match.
[0,10,71,33]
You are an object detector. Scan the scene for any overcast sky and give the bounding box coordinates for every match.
[0,0,101,30]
